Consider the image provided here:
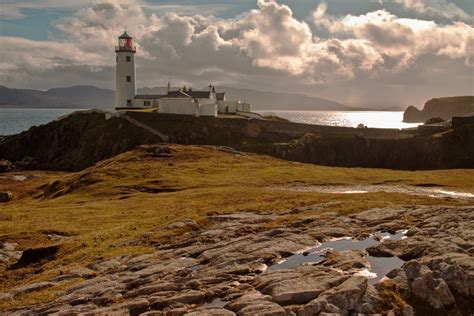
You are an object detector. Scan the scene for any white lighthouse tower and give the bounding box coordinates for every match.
[115,31,136,108]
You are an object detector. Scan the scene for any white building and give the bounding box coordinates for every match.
[114,32,251,117]
[115,32,136,108]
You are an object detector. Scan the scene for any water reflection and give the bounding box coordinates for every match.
[257,110,420,129]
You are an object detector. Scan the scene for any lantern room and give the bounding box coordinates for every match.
[115,31,136,53]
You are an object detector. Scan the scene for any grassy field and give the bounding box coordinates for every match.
[1,144,473,308]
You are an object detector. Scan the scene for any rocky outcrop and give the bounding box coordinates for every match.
[1,111,473,172]
[5,205,474,315]
[273,125,474,170]
[403,96,474,123]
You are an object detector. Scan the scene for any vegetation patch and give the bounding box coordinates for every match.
[1,144,473,305]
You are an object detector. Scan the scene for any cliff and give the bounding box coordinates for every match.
[403,96,474,123]
[0,111,472,171]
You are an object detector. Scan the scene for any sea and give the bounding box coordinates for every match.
[0,108,419,136]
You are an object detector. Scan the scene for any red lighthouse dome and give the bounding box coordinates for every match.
[115,31,136,53]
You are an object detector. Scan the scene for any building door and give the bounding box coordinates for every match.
[127,99,132,107]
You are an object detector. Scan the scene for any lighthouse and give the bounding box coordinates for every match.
[115,31,136,108]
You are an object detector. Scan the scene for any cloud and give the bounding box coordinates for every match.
[0,0,472,106]
[380,0,473,22]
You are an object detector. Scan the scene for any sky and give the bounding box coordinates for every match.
[0,0,473,107]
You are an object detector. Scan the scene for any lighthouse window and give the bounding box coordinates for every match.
[126,56,131,62]
[126,76,131,82]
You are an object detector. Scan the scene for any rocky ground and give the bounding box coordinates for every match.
[2,204,473,315]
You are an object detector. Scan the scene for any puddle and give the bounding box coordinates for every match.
[276,184,474,199]
[268,231,406,284]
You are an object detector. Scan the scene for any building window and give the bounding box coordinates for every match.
[127,99,132,107]
[126,75,131,82]
[126,56,131,62]
[144,100,151,107]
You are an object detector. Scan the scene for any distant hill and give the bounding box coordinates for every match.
[403,96,474,123]
[0,85,396,111]
[0,85,115,109]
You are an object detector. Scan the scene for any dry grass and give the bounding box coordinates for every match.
[1,144,473,307]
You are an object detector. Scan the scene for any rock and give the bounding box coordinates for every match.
[238,300,286,316]
[165,219,199,230]
[424,117,445,125]
[403,261,455,309]
[403,96,474,122]
[10,245,60,268]
[185,308,236,315]
[69,267,97,279]
[0,191,12,203]
[321,250,370,271]
[410,275,455,309]
[11,282,54,297]
[0,293,13,301]
[320,276,367,311]
[255,267,349,305]
[0,160,13,173]
[226,293,286,316]
[354,285,384,314]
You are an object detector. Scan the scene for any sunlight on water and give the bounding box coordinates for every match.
[258,110,420,129]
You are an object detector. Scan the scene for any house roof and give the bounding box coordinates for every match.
[164,90,192,98]
[185,91,211,99]
[134,94,164,99]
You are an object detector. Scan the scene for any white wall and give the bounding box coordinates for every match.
[237,102,252,113]
[200,103,217,117]
[133,99,160,108]
[159,98,200,116]
[115,52,136,108]
[226,101,240,113]
[197,97,215,105]
[217,100,227,113]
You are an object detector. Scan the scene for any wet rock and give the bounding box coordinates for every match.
[255,266,349,305]
[0,191,12,203]
[321,250,370,271]
[11,281,54,297]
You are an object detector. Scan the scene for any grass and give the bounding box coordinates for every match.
[1,144,473,308]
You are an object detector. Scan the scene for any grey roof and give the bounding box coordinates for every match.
[185,90,211,99]
[134,94,164,99]
[164,90,192,98]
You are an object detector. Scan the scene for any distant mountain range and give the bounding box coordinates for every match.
[0,85,403,111]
